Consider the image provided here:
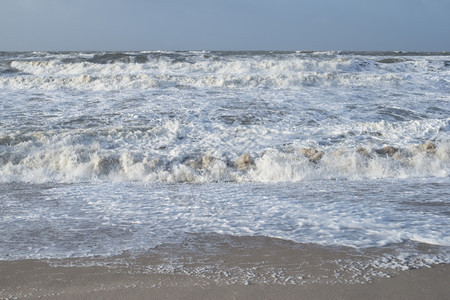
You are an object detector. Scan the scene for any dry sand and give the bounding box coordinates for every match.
[1,235,449,299]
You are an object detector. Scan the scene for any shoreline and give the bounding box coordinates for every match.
[1,235,449,299]
[1,261,448,300]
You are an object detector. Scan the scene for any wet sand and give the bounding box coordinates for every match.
[1,235,449,299]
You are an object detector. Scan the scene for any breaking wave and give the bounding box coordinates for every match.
[1,51,449,183]
[1,134,448,183]
[1,51,448,91]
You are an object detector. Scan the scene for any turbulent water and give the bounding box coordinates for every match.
[0,51,449,268]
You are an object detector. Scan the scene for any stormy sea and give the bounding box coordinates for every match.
[1,51,449,289]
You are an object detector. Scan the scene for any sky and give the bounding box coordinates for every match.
[1,0,449,51]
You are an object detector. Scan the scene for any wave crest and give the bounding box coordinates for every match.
[1,140,448,183]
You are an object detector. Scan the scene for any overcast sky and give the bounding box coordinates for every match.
[1,0,449,51]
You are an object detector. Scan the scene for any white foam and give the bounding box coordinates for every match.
[1,134,448,183]
[3,52,447,91]
[0,101,449,184]
[1,179,449,260]
[1,51,449,262]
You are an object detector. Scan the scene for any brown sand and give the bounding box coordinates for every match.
[1,235,449,299]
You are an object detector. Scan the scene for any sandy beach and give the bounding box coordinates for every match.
[1,235,448,299]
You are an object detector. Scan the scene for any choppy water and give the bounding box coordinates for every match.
[0,51,449,267]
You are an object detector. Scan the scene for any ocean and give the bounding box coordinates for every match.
[0,51,449,282]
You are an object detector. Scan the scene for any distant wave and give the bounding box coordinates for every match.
[1,51,448,91]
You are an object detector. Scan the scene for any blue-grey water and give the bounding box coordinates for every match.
[0,51,449,271]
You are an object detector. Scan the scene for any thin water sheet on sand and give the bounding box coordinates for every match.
[1,234,449,300]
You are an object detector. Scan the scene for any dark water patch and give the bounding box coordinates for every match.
[0,133,38,147]
[210,50,296,58]
[0,152,25,166]
[0,67,21,75]
[218,113,261,125]
[377,106,426,122]
[89,53,149,64]
[346,51,450,56]
[354,60,373,71]
[60,56,91,64]
[144,52,206,64]
[57,116,106,129]
[377,58,407,64]
[426,105,450,116]
[0,61,23,75]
